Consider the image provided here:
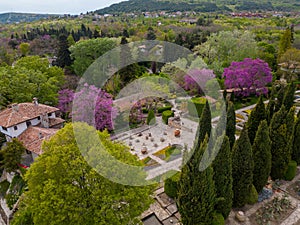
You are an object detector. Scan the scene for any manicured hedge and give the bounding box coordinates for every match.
[285,160,297,181]
[157,106,172,113]
[187,97,206,117]
[164,172,181,199]
[162,110,174,124]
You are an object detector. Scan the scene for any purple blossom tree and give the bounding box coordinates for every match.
[223,58,272,97]
[184,68,216,95]
[58,84,116,131]
[58,89,74,118]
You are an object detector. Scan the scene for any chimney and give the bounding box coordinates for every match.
[33,97,38,106]
[11,103,19,112]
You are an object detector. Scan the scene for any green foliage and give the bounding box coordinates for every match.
[292,116,300,164]
[247,96,266,144]
[0,56,64,107]
[146,109,156,125]
[232,127,253,208]
[226,101,236,149]
[282,82,296,112]
[252,120,272,193]
[0,180,10,197]
[212,136,233,219]
[177,136,216,225]
[157,106,172,113]
[211,213,225,225]
[162,110,174,124]
[164,172,180,199]
[284,160,297,181]
[246,184,258,205]
[270,106,294,179]
[14,123,154,225]
[278,27,292,57]
[0,138,25,173]
[5,174,26,209]
[19,43,30,56]
[187,97,206,118]
[56,33,72,68]
[69,38,117,76]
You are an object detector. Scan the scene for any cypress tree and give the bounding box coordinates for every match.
[292,112,300,164]
[232,127,253,208]
[193,100,212,153]
[266,99,275,125]
[56,33,72,68]
[282,82,296,112]
[146,109,155,125]
[270,106,294,179]
[247,96,266,144]
[226,101,236,149]
[275,84,286,112]
[177,136,216,225]
[212,135,233,218]
[252,120,272,193]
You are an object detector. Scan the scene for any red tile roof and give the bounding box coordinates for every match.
[0,103,59,128]
[49,118,65,127]
[18,127,59,155]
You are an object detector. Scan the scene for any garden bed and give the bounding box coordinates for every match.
[153,146,182,162]
[248,194,295,225]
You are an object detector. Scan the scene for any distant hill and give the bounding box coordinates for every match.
[0,13,61,24]
[95,0,300,14]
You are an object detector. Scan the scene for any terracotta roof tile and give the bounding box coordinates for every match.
[49,118,65,127]
[0,103,59,128]
[18,127,58,155]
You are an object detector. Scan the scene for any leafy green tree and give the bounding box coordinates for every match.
[270,106,294,179]
[12,123,154,225]
[212,135,233,219]
[146,109,156,125]
[0,138,25,172]
[252,120,271,193]
[177,136,216,225]
[67,34,76,46]
[146,27,156,40]
[247,96,266,144]
[292,112,300,164]
[232,127,253,207]
[19,43,30,57]
[226,101,236,149]
[69,38,117,76]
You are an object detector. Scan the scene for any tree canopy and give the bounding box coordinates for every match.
[12,123,154,225]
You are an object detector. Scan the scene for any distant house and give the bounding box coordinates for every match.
[0,98,64,160]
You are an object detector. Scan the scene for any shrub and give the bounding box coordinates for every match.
[162,110,174,124]
[147,109,156,125]
[142,108,149,114]
[187,97,206,117]
[212,212,225,225]
[284,160,297,181]
[157,106,172,113]
[246,184,258,205]
[164,172,180,199]
[0,180,10,197]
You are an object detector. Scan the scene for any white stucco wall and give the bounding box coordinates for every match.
[6,122,27,138]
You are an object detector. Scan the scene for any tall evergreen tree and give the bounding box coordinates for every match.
[278,27,292,57]
[282,82,296,112]
[226,101,236,149]
[270,106,294,179]
[232,127,253,207]
[177,136,216,225]
[56,33,72,68]
[247,96,266,144]
[252,120,272,193]
[212,135,233,218]
[292,112,300,164]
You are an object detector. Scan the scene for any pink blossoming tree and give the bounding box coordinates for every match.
[223,58,272,97]
[58,84,115,131]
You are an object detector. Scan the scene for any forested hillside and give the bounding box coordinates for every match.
[95,0,300,14]
[0,13,61,24]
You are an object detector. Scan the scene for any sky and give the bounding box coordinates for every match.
[0,0,125,15]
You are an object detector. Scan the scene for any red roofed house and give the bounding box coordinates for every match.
[0,98,64,161]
